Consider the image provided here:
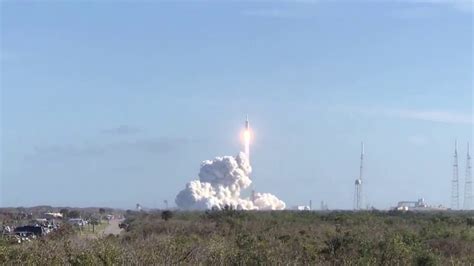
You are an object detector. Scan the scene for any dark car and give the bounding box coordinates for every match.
[118,223,129,230]
[14,226,44,237]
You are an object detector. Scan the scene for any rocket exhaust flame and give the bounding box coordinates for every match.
[244,115,250,160]
[244,131,250,161]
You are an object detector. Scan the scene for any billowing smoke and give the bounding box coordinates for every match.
[175,152,285,210]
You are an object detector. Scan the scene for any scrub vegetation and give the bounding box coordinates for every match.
[1,209,473,265]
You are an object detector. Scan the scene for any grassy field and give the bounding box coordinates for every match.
[1,210,473,264]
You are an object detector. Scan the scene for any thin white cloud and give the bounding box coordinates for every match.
[391,6,443,19]
[102,125,141,136]
[338,106,473,125]
[394,0,473,13]
[388,109,473,124]
[452,1,474,13]
[28,138,194,160]
[242,0,473,16]
[241,8,308,18]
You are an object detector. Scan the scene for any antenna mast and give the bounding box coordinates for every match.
[452,140,460,210]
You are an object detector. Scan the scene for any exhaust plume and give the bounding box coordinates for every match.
[175,152,285,210]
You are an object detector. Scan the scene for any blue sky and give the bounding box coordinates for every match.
[1,1,472,209]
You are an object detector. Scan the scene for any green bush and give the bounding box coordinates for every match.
[1,210,473,264]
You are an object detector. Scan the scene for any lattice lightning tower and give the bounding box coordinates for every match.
[354,142,364,210]
[452,140,460,210]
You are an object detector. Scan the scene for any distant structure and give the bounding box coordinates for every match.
[394,198,447,211]
[354,142,364,210]
[464,143,472,210]
[320,201,328,211]
[291,200,313,211]
[452,140,460,210]
[293,205,311,211]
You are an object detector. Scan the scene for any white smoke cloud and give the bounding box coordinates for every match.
[175,152,286,210]
[253,193,286,210]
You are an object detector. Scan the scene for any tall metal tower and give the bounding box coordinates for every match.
[464,142,472,210]
[451,140,460,210]
[354,142,364,210]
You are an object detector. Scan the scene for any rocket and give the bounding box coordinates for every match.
[245,115,250,130]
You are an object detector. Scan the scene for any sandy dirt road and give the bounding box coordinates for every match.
[102,219,124,236]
